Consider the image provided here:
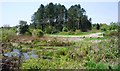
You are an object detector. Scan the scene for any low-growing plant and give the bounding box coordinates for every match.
[24,31,32,36]
[62,27,68,32]
[56,48,68,56]
[34,29,44,37]
[96,62,108,69]
[85,59,96,69]
[1,28,16,42]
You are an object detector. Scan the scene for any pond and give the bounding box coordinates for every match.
[3,49,38,60]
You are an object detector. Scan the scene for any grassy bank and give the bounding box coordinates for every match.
[20,36,119,69]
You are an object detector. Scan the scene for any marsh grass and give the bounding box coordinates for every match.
[84,37,108,41]
[1,28,119,69]
[20,36,119,69]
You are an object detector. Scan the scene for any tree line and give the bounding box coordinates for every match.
[30,2,92,34]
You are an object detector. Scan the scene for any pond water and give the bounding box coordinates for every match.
[4,49,38,60]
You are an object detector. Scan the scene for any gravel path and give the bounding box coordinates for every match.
[8,32,104,42]
[47,32,104,42]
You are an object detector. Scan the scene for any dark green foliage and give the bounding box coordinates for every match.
[96,62,108,69]
[81,15,92,32]
[96,24,100,30]
[45,25,58,34]
[85,60,96,69]
[92,23,100,30]
[34,29,44,37]
[31,3,92,33]
[109,22,118,30]
[19,20,29,35]
[24,31,32,36]
[1,28,16,42]
[62,27,68,32]
[100,23,109,31]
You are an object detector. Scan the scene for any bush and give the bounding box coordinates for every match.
[24,31,32,36]
[1,28,16,42]
[45,26,59,34]
[74,30,81,35]
[34,29,44,37]
[45,26,51,34]
[85,59,96,69]
[104,31,118,36]
[19,20,29,35]
[62,27,68,32]
[68,31,74,35]
[96,62,108,69]
[101,28,107,31]
[51,27,59,34]
[108,31,118,36]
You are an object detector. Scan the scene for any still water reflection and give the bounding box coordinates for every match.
[4,49,38,60]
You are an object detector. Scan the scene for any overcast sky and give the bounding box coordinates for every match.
[0,0,119,27]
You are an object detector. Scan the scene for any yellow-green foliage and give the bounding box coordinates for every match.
[21,36,119,69]
[33,29,44,37]
[0,28,16,42]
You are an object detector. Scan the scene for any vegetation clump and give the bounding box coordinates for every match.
[34,29,44,37]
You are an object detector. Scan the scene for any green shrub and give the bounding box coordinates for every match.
[45,26,58,34]
[112,64,120,69]
[96,62,108,69]
[108,31,118,36]
[1,28,16,42]
[34,29,44,37]
[45,25,52,34]
[25,31,32,36]
[68,31,74,35]
[51,27,59,34]
[57,48,68,56]
[33,39,40,44]
[85,59,96,69]
[62,27,68,32]
[74,30,81,35]
[104,31,118,37]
